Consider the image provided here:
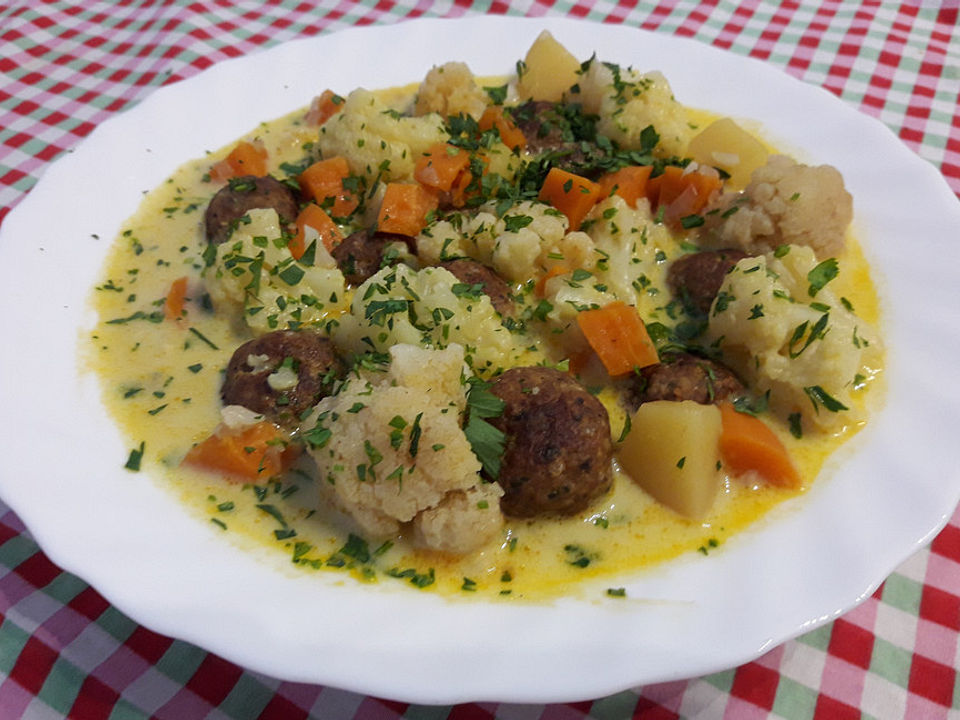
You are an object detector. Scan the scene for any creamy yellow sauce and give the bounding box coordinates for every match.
[86,84,883,601]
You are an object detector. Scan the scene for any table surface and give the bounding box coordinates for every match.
[2,1,959,718]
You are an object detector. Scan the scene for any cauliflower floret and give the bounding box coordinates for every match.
[704,246,880,432]
[417,208,501,265]
[416,201,570,282]
[332,264,521,375]
[413,484,504,554]
[307,344,503,553]
[540,195,680,335]
[577,61,693,157]
[318,88,446,182]
[387,342,469,412]
[205,208,347,334]
[702,155,853,258]
[414,62,488,119]
[587,195,676,315]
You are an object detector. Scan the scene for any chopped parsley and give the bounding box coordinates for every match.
[124,442,145,471]
[807,258,839,297]
[804,385,848,414]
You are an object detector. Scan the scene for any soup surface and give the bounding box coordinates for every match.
[88,33,883,600]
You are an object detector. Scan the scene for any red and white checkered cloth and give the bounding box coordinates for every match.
[1,2,958,718]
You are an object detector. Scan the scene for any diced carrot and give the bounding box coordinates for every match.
[298,156,358,218]
[685,168,723,204]
[182,422,295,482]
[666,171,722,224]
[718,403,801,489]
[414,143,472,194]
[538,167,602,231]
[647,165,722,223]
[478,106,526,151]
[163,276,189,322]
[305,89,345,126]
[291,203,343,259]
[597,165,653,208]
[645,174,661,207]
[448,163,475,208]
[576,301,659,377]
[377,182,439,237]
[648,165,684,207]
[210,140,268,181]
[534,264,570,297]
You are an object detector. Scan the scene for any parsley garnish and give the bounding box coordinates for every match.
[106,310,164,325]
[408,412,423,459]
[732,391,769,416]
[463,378,506,478]
[188,327,219,350]
[278,263,305,286]
[804,385,848,413]
[484,85,508,105]
[787,313,830,358]
[807,258,839,297]
[124,442,145,471]
[788,412,803,438]
[503,214,534,232]
[337,534,371,564]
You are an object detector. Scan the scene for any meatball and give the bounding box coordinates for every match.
[331,229,406,285]
[204,175,299,245]
[488,367,613,518]
[512,100,568,154]
[627,352,744,409]
[221,330,344,428]
[510,101,605,176]
[439,259,513,317]
[667,248,748,314]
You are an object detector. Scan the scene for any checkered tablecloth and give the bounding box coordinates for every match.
[2,1,959,717]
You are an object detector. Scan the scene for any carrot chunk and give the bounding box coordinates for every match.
[305,89,345,126]
[576,301,659,377]
[534,264,570,297]
[478,106,526,151]
[290,203,343,259]
[377,182,439,237]
[597,165,653,208]
[647,165,722,224]
[183,422,294,482]
[298,156,358,218]
[414,143,472,194]
[718,403,801,489]
[538,167,602,231]
[163,276,189,322]
[210,140,268,181]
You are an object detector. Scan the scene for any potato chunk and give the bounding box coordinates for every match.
[517,30,581,102]
[688,118,768,189]
[619,400,722,519]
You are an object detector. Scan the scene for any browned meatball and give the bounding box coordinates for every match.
[204,175,299,245]
[488,367,613,518]
[512,101,568,154]
[439,259,513,317]
[627,352,744,410]
[667,249,749,314]
[509,101,606,176]
[331,229,406,285]
[221,330,344,428]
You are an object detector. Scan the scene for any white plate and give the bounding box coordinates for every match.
[1,16,959,705]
